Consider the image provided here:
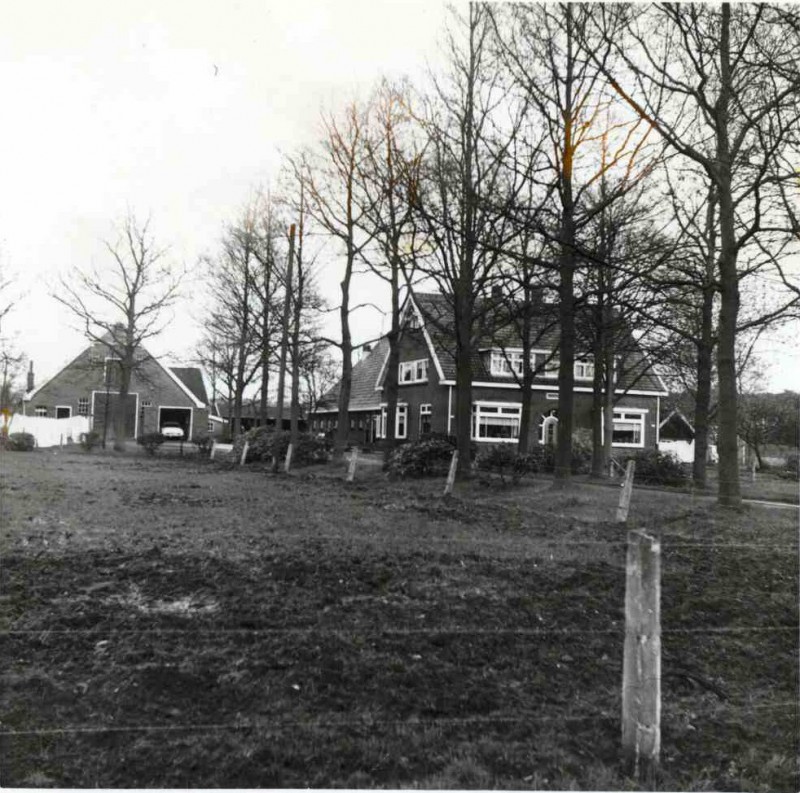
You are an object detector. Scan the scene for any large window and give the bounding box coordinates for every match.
[472,402,521,442]
[419,404,432,435]
[612,410,646,448]
[399,359,429,384]
[490,349,561,379]
[377,404,408,439]
[490,350,524,377]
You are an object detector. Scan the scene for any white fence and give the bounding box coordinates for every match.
[7,415,90,448]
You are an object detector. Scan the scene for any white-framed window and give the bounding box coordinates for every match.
[399,359,429,384]
[612,409,646,448]
[490,348,561,379]
[574,359,595,381]
[472,402,521,443]
[34,406,47,417]
[490,350,524,377]
[405,312,421,330]
[377,404,408,439]
[77,397,90,416]
[207,421,214,433]
[419,403,432,435]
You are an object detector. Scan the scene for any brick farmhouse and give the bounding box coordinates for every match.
[22,339,212,442]
[309,291,668,451]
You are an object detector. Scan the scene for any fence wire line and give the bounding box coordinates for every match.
[2,699,796,740]
[2,624,795,638]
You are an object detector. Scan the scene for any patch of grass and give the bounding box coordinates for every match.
[0,452,797,789]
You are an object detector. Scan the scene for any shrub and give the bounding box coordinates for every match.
[785,452,798,476]
[7,432,35,451]
[386,438,456,478]
[232,427,330,467]
[620,448,688,487]
[475,444,541,485]
[79,431,101,452]
[138,432,166,456]
[522,440,590,475]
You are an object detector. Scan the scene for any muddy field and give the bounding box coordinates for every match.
[0,448,797,790]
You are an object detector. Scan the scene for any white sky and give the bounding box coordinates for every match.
[1,0,798,395]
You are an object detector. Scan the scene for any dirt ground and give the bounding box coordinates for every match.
[1,447,797,790]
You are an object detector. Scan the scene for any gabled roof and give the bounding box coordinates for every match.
[412,290,666,394]
[312,289,667,414]
[316,337,390,412]
[23,337,207,409]
[659,409,696,440]
[169,367,209,407]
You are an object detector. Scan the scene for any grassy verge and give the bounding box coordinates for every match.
[0,450,797,789]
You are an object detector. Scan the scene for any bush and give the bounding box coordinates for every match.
[475,444,541,485]
[138,432,166,456]
[621,448,688,487]
[386,438,456,478]
[519,439,591,475]
[79,431,101,452]
[785,452,798,476]
[7,432,35,451]
[232,427,330,467]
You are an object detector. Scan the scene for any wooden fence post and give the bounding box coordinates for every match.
[444,450,458,496]
[284,443,293,473]
[239,441,249,467]
[751,458,757,483]
[210,441,217,460]
[621,529,661,786]
[616,460,636,523]
[347,448,359,482]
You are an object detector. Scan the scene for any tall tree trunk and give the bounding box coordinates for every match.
[554,237,576,486]
[382,266,401,464]
[275,225,295,445]
[590,298,606,477]
[333,262,353,461]
[714,3,741,507]
[259,266,271,426]
[692,291,714,488]
[517,291,534,455]
[454,290,474,477]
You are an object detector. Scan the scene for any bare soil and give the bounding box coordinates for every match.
[0,447,797,790]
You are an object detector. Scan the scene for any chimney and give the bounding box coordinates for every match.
[27,361,34,392]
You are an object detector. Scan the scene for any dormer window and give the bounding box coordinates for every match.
[399,359,428,384]
[405,312,421,330]
[574,359,595,381]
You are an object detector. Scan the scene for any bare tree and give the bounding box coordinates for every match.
[298,103,377,461]
[590,2,800,505]
[492,3,656,487]
[411,4,530,476]
[356,79,426,461]
[54,214,181,451]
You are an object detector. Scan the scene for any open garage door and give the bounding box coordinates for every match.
[158,406,192,440]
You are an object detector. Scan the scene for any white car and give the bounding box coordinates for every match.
[160,421,185,440]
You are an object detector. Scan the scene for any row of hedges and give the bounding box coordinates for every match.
[387,437,689,487]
